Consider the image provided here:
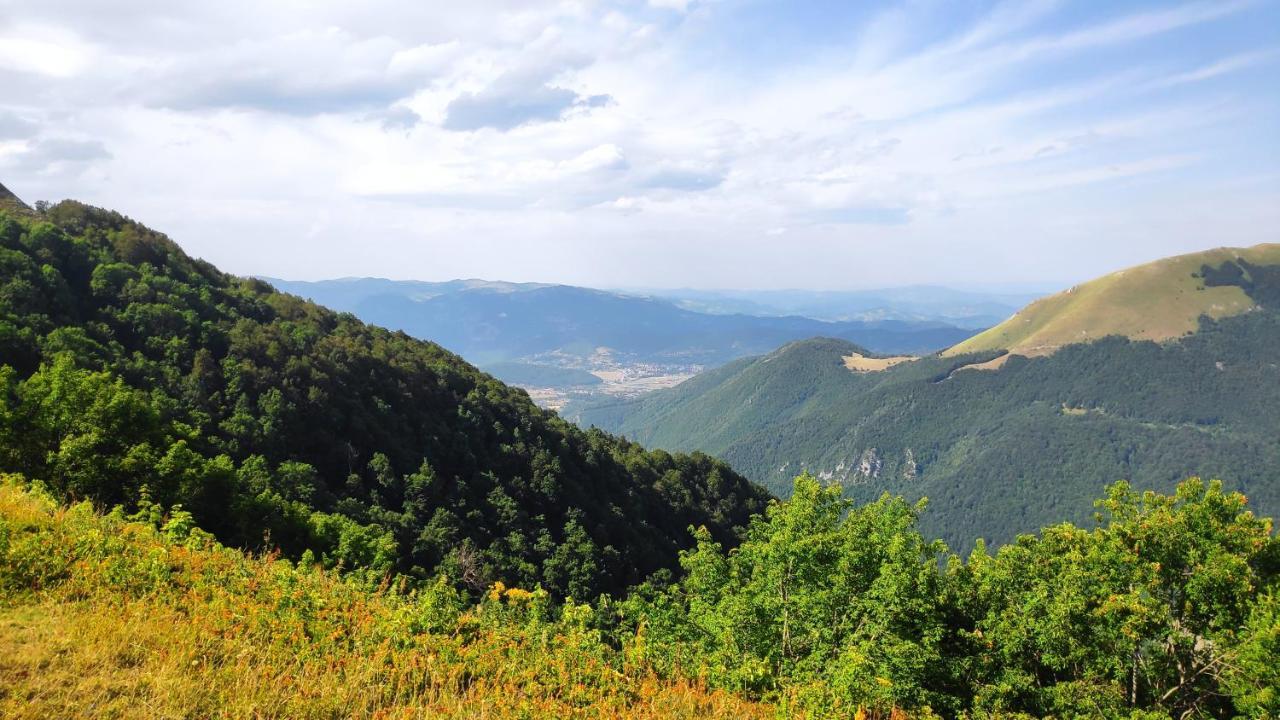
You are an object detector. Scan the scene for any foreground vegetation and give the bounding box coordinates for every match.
[0,476,771,719]
[3,474,1276,718]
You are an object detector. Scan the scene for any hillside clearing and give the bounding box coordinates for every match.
[843,352,918,372]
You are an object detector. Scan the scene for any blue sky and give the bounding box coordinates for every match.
[0,0,1276,290]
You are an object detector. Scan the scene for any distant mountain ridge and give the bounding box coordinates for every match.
[267,277,981,369]
[572,243,1280,549]
[630,285,1042,329]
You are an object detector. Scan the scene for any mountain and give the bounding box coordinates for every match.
[949,244,1280,357]
[629,285,1043,329]
[266,277,979,369]
[0,196,770,599]
[571,244,1280,548]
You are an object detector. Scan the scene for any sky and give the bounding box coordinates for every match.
[0,0,1277,290]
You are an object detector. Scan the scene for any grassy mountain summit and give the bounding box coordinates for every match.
[947,243,1280,357]
[574,244,1280,549]
[0,195,770,599]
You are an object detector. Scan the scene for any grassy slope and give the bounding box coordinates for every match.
[946,243,1280,357]
[0,477,772,719]
[843,352,917,372]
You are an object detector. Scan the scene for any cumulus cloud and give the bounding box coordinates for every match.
[0,25,93,78]
[375,106,422,131]
[136,31,443,115]
[1,137,111,177]
[442,71,612,132]
[0,112,38,140]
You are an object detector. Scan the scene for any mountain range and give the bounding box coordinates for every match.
[630,285,1041,328]
[570,244,1280,549]
[264,278,985,378]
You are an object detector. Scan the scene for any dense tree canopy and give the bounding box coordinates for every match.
[618,474,1279,718]
[0,202,770,598]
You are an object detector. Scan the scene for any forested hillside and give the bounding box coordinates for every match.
[0,201,770,599]
[572,246,1280,549]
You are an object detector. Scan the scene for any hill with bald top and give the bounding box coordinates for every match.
[571,244,1280,549]
[947,244,1280,358]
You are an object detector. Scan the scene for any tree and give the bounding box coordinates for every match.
[964,478,1279,718]
[656,474,955,713]
[17,354,162,504]
[1224,587,1280,716]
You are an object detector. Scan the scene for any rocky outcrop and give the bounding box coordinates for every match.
[857,448,882,479]
[902,448,918,480]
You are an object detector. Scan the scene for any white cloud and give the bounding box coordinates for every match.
[0,25,93,77]
[1149,49,1279,89]
[0,0,1275,289]
[1005,0,1257,59]
[648,0,692,12]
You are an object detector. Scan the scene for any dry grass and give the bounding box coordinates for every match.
[842,353,917,373]
[0,600,763,719]
[945,243,1280,358]
[0,478,774,720]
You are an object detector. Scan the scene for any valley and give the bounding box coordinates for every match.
[512,357,700,411]
[265,276,996,408]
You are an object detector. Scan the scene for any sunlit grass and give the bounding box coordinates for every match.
[0,477,775,719]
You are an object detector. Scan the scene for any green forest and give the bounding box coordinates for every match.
[1,201,1277,718]
[0,203,768,599]
[573,310,1280,550]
